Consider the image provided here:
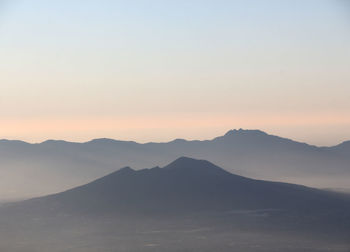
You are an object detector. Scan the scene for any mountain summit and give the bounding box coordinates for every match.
[223,129,268,137]
[1,157,350,252]
[12,157,349,217]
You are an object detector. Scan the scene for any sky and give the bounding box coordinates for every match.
[0,0,349,145]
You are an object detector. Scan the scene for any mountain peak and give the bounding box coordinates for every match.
[117,166,135,173]
[223,129,267,137]
[334,140,350,150]
[169,138,187,144]
[40,140,70,145]
[338,140,350,146]
[86,138,139,146]
[88,138,121,144]
[165,156,210,167]
[163,157,229,175]
[0,139,30,145]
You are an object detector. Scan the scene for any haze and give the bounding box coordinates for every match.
[0,0,349,145]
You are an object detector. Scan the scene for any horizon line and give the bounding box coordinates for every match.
[0,128,348,148]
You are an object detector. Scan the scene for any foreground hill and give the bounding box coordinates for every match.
[1,157,349,252]
[11,157,350,216]
[0,129,349,200]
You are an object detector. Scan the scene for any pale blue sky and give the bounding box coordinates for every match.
[0,0,349,145]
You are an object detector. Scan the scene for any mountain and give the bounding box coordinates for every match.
[0,129,349,200]
[1,157,349,252]
[9,157,350,217]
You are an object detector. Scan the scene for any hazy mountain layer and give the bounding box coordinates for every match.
[0,129,349,200]
[10,157,349,215]
[1,157,349,252]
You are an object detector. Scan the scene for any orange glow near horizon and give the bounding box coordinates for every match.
[1,1,349,147]
[1,113,350,146]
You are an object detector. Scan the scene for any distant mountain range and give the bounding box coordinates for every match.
[0,129,349,200]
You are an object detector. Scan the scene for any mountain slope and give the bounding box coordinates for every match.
[1,157,350,252]
[10,157,349,218]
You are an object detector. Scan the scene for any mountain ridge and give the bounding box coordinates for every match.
[0,129,347,147]
[0,129,349,201]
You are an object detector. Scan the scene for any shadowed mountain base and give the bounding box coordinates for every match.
[0,157,349,251]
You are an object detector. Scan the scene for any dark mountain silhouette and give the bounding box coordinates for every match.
[0,129,349,200]
[1,157,350,252]
[10,157,350,218]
